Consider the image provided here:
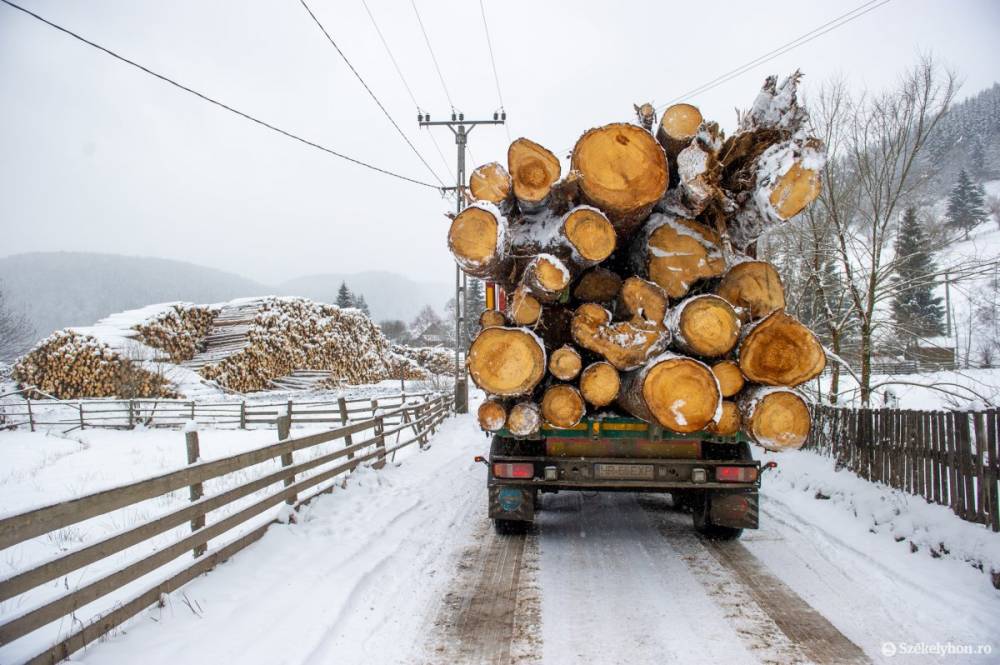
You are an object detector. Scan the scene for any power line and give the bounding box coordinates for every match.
[359,0,454,180]
[656,0,892,110]
[411,0,455,111]
[0,0,441,190]
[477,0,511,143]
[297,0,445,187]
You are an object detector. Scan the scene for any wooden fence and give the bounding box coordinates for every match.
[805,405,999,532]
[0,392,452,665]
[0,391,439,432]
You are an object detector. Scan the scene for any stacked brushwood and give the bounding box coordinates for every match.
[455,73,827,452]
[199,297,394,392]
[13,331,179,399]
[392,345,454,376]
[134,304,217,363]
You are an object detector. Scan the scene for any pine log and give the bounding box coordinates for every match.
[620,276,669,330]
[509,206,616,279]
[706,400,741,436]
[571,123,669,234]
[541,384,586,429]
[738,309,826,386]
[740,387,810,451]
[716,261,786,321]
[668,295,741,358]
[447,203,511,280]
[508,286,542,325]
[521,254,571,302]
[560,206,617,265]
[467,327,546,396]
[507,401,542,437]
[470,162,512,206]
[579,361,620,407]
[711,360,745,398]
[657,103,703,181]
[478,399,508,432]
[549,345,582,381]
[571,303,669,371]
[508,138,561,210]
[573,267,623,303]
[479,309,507,328]
[619,353,721,433]
[631,213,726,299]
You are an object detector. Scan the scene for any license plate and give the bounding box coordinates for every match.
[594,463,654,480]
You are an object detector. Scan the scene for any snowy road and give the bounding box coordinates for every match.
[70,408,999,665]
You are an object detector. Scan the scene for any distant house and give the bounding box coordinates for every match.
[410,321,450,348]
[904,337,956,369]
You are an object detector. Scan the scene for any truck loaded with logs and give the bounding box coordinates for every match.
[452,73,827,539]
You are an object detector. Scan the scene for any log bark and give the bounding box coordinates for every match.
[619,352,720,433]
[631,213,726,299]
[706,400,740,436]
[716,261,786,321]
[508,286,542,326]
[711,360,745,398]
[509,206,616,278]
[467,327,546,396]
[570,303,669,371]
[671,122,723,216]
[571,123,668,234]
[479,309,507,329]
[573,267,623,303]
[740,387,810,451]
[478,399,507,432]
[541,384,586,429]
[469,162,512,206]
[738,309,826,386]
[579,361,620,407]
[507,401,541,437]
[668,295,741,358]
[508,138,561,210]
[549,345,583,381]
[447,203,511,280]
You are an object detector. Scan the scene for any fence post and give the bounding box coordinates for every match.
[78,402,85,431]
[240,401,246,429]
[973,411,988,526]
[277,410,295,505]
[26,398,34,432]
[986,409,999,532]
[287,399,294,428]
[185,426,206,558]
[189,401,195,420]
[374,414,386,470]
[128,399,135,429]
[338,396,355,460]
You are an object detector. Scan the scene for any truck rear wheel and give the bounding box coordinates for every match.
[692,495,744,541]
[493,518,529,535]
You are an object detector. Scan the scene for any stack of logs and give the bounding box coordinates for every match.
[458,73,827,452]
[134,304,217,363]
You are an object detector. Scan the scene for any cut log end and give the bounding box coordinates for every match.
[448,206,502,276]
[479,309,507,329]
[579,361,620,407]
[571,303,669,371]
[549,345,583,381]
[672,295,741,358]
[508,138,561,206]
[541,384,586,429]
[467,327,546,396]
[470,162,512,205]
[621,276,669,329]
[643,215,725,299]
[743,388,810,451]
[739,310,826,387]
[706,401,741,436]
[573,267,623,303]
[507,401,541,437]
[769,161,821,220]
[509,286,542,326]
[711,360,745,398]
[657,103,703,156]
[563,207,616,263]
[478,399,507,432]
[523,254,570,300]
[635,355,720,433]
[716,261,786,321]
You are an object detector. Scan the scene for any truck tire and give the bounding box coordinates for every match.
[493,518,529,535]
[692,494,743,541]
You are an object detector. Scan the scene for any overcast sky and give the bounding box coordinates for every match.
[1,0,998,287]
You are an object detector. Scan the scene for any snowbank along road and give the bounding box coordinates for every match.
[24,400,999,665]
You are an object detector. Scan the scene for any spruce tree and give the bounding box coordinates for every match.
[355,294,370,316]
[463,279,485,346]
[335,282,353,308]
[946,169,988,240]
[891,207,944,345]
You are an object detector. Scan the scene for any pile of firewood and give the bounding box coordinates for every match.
[134,304,217,363]
[455,73,827,452]
[392,345,454,376]
[199,297,394,392]
[13,331,178,399]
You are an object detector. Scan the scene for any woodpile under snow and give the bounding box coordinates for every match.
[459,73,826,452]
[134,304,217,363]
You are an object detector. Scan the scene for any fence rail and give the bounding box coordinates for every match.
[805,405,999,532]
[0,391,452,665]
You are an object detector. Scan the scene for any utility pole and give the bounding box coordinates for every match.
[420,109,506,414]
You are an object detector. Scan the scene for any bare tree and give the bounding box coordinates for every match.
[0,282,35,362]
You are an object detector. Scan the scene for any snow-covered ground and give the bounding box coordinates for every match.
[2,394,997,664]
[812,366,1000,411]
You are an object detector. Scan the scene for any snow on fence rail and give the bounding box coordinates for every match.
[805,405,1000,532]
[0,392,452,665]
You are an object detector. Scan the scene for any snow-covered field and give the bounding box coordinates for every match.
[2,392,997,664]
[813,366,1000,411]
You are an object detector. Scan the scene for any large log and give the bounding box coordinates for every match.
[478,399,507,432]
[657,103,703,178]
[447,203,511,280]
[520,254,571,302]
[549,345,583,381]
[631,213,726,299]
[579,361,620,407]
[507,401,542,437]
[467,327,546,396]
[469,162,512,206]
[573,267,622,303]
[740,387,810,451]
[508,286,542,326]
[508,138,561,210]
[716,261,786,321]
[668,295,741,358]
[571,303,669,371]
[541,384,586,428]
[738,309,826,386]
[571,123,669,234]
[619,353,721,433]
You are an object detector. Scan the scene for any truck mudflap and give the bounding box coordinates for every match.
[488,485,535,522]
[708,490,759,529]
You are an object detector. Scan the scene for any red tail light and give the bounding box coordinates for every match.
[493,462,534,479]
[715,466,757,483]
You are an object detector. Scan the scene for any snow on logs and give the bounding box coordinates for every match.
[478,399,508,432]
[456,71,830,450]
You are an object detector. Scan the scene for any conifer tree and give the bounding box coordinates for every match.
[336,282,353,308]
[891,207,945,346]
[946,169,988,239]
